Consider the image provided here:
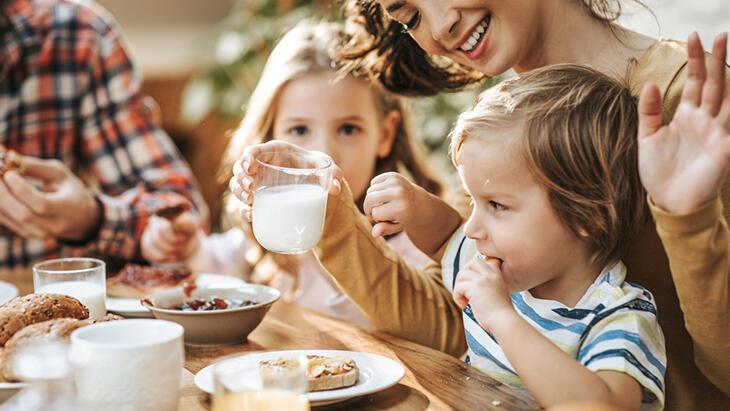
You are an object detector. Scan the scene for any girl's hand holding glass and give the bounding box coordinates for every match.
[230,141,344,254]
[638,32,730,214]
[231,141,344,216]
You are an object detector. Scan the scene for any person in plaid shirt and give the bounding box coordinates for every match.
[0,0,209,270]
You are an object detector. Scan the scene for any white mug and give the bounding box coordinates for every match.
[70,319,184,411]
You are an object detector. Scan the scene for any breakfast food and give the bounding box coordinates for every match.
[260,355,359,392]
[0,293,89,345]
[0,145,23,177]
[172,297,257,311]
[107,264,194,298]
[0,315,123,381]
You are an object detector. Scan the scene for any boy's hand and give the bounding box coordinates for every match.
[638,32,730,214]
[363,172,427,237]
[230,141,344,222]
[452,255,515,332]
[141,212,201,263]
[364,172,462,258]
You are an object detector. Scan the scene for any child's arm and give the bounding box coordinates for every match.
[185,228,252,278]
[141,212,251,278]
[363,172,463,259]
[638,32,730,395]
[453,258,646,410]
[491,312,642,410]
[141,212,201,264]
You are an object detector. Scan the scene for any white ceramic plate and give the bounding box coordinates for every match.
[0,281,18,306]
[106,273,246,318]
[194,349,405,406]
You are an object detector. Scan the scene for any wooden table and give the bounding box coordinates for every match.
[177,301,539,411]
[0,270,538,410]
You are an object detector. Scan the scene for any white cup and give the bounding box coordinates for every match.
[70,319,184,411]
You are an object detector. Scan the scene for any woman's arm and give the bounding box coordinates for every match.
[317,181,467,356]
[638,32,730,395]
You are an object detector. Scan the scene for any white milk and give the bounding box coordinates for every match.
[39,281,106,318]
[252,184,328,253]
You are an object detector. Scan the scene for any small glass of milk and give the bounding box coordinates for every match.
[33,258,107,318]
[251,151,333,254]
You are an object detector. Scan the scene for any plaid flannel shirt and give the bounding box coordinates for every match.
[0,0,209,269]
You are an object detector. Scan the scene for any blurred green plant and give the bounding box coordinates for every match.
[181,0,333,124]
[181,0,493,165]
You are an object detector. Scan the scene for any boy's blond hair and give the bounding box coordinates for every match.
[450,64,647,267]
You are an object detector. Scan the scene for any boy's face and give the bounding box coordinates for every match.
[457,135,595,295]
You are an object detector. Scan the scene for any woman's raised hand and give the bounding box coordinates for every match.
[638,32,730,214]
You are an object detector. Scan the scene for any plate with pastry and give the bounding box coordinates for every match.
[194,349,405,406]
[106,267,247,318]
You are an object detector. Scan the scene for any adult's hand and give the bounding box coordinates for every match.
[638,32,730,214]
[0,157,101,241]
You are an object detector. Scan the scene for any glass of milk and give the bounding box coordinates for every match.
[251,151,332,254]
[213,355,309,411]
[33,258,106,318]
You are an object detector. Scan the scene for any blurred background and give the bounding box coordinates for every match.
[96,0,729,229]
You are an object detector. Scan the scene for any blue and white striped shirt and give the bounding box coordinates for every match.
[443,231,666,410]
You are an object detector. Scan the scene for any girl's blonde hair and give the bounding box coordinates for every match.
[450,64,647,268]
[220,20,443,278]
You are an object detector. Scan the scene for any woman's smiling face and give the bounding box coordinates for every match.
[378,0,545,76]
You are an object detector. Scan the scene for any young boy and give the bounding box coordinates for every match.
[447,64,664,410]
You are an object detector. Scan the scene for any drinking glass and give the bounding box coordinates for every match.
[251,151,333,254]
[212,355,310,411]
[33,258,106,318]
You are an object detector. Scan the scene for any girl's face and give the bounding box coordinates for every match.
[378,0,544,76]
[457,136,595,296]
[272,72,399,201]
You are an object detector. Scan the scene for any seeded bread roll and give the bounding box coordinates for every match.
[0,294,89,346]
[0,315,123,381]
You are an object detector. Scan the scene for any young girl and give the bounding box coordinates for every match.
[139,21,442,328]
